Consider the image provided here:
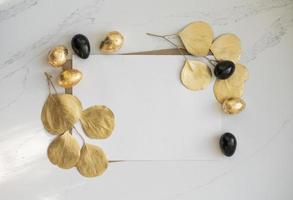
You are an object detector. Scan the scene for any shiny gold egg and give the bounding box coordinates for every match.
[58,69,83,88]
[100,31,124,53]
[48,45,68,67]
[222,97,246,114]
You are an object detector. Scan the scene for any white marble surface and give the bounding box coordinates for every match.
[0,0,293,199]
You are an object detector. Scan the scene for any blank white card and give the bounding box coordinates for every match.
[73,55,221,160]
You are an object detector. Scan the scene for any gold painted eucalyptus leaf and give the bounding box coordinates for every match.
[181,60,212,91]
[214,80,244,103]
[41,94,82,135]
[47,131,80,169]
[210,33,241,63]
[76,144,108,177]
[213,63,248,103]
[178,21,213,56]
[80,105,115,139]
[227,63,249,86]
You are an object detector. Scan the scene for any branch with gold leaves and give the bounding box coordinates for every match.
[42,71,115,177]
[147,21,248,114]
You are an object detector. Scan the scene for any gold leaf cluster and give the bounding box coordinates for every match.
[41,88,114,177]
[175,21,248,114]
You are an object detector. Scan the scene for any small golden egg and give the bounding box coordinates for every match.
[58,69,83,88]
[100,31,124,53]
[48,45,68,67]
[222,98,246,114]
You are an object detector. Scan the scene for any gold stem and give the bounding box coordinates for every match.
[72,126,86,145]
[44,72,58,94]
[146,33,188,60]
[202,56,218,67]
[146,33,220,68]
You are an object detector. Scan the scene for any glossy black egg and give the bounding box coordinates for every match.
[214,60,235,79]
[219,132,237,157]
[71,34,90,59]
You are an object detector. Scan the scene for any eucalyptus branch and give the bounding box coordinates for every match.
[146,32,220,68]
[146,33,188,60]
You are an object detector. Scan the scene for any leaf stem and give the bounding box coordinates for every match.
[44,72,58,94]
[202,56,218,67]
[146,32,188,60]
[72,126,86,146]
[146,33,220,68]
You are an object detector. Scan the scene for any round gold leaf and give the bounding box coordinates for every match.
[41,94,82,135]
[76,144,108,177]
[47,131,80,169]
[181,60,212,91]
[210,33,241,63]
[80,105,115,139]
[214,79,245,103]
[179,21,213,56]
[227,63,249,87]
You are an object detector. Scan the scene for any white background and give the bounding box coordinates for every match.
[0,0,293,199]
[74,55,222,160]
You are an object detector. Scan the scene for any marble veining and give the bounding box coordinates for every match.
[0,0,104,73]
[172,114,293,197]
[0,0,40,23]
[243,13,293,62]
[166,0,293,25]
[0,0,105,112]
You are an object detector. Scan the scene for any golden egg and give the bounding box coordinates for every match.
[100,31,124,53]
[222,98,246,114]
[48,45,68,67]
[58,69,83,88]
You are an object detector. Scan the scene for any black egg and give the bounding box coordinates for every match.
[219,132,237,157]
[214,60,235,79]
[71,34,90,59]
